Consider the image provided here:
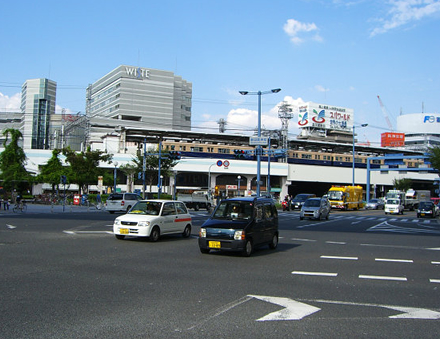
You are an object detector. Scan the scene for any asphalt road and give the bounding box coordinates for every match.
[1,206,439,338]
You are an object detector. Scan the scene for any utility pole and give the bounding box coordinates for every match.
[278,101,293,162]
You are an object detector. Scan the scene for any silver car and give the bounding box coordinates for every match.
[300,197,331,220]
[365,198,384,210]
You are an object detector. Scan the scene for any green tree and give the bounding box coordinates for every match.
[62,146,112,194]
[427,146,440,175]
[392,178,412,191]
[0,129,32,193]
[119,163,138,193]
[36,149,69,193]
[133,146,178,191]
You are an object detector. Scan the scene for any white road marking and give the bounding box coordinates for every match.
[359,275,407,282]
[430,279,440,283]
[292,271,338,277]
[314,299,440,319]
[63,230,113,235]
[248,295,321,321]
[375,258,413,263]
[291,238,316,242]
[325,241,346,245]
[6,224,17,229]
[432,261,440,265]
[320,255,358,260]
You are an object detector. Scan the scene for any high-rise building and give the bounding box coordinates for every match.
[86,65,192,148]
[20,78,57,149]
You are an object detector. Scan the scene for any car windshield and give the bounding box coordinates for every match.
[294,194,310,201]
[213,201,253,220]
[128,201,161,215]
[387,199,399,205]
[369,199,378,203]
[419,202,433,208]
[328,191,343,200]
[304,199,320,207]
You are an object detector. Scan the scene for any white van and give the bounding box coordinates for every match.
[384,199,404,215]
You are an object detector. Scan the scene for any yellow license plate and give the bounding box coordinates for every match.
[120,228,129,234]
[421,213,425,216]
[209,241,221,249]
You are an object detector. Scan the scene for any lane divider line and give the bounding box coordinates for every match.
[359,275,407,282]
[292,271,338,277]
[375,258,414,263]
[320,255,358,260]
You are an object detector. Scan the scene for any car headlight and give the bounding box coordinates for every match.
[138,221,150,227]
[114,219,121,226]
[199,228,206,238]
[234,230,245,240]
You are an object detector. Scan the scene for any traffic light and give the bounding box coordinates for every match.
[169,151,181,160]
[215,186,219,196]
[234,149,245,159]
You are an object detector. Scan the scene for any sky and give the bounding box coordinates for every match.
[1,0,440,147]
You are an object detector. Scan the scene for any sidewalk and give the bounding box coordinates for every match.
[0,203,105,214]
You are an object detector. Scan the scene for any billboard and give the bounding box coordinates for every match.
[381,132,405,147]
[298,102,354,132]
[397,113,440,134]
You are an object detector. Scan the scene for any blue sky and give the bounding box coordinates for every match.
[1,0,439,146]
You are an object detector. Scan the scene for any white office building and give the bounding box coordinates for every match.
[397,113,440,151]
[86,65,192,149]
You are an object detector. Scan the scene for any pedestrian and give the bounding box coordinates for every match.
[3,195,9,210]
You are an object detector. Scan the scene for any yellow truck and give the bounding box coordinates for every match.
[327,185,363,210]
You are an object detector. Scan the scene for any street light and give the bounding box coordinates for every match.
[158,175,163,199]
[352,124,368,187]
[113,161,118,193]
[239,88,281,196]
[237,175,241,196]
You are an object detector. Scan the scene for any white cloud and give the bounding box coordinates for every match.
[283,19,323,45]
[224,96,306,135]
[371,0,440,36]
[0,92,21,112]
[315,85,330,92]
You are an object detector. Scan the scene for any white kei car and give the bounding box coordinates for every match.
[384,199,404,215]
[113,200,192,242]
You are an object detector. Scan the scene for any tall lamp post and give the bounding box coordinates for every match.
[239,88,281,197]
[352,124,368,187]
[113,161,118,193]
[237,175,241,197]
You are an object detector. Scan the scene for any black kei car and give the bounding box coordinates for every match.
[198,197,278,257]
[417,201,437,218]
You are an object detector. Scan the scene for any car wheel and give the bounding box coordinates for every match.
[417,214,420,218]
[115,234,125,240]
[242,239,253,257]
[200,247,210,254]
[269,233,278,250]
[182,225,191,238]
[300,216,304,220]
[149,226,160,242]
[126,206,132,213]
[109,211,115,214]
[326,213,329,220]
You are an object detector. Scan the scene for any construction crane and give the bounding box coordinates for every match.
[377,95,394,131]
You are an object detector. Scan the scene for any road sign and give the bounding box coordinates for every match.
[249,136,268,146]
